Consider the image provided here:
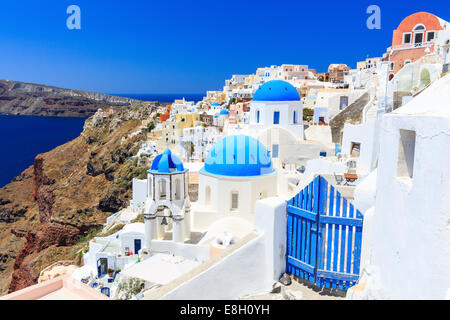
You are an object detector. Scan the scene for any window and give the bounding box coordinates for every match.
[231,191,239,210]
[414,32,424,45]
[403,33,412,44]
[426,31,435,42]
[404,59,412,65]
[293,111,297,124]
[256,110,260,123]
[273,111,280,124]
[413,24,425,31]
[390,62,395,71]
[397,129,416,179]
[350,142,361,158]
[272,144,279,158]
[340,96,349,110]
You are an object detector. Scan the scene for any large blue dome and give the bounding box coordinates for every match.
[202,135,275,177]
[252,80,300,102]
[149,149,186,174]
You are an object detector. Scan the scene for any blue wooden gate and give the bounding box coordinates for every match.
[286,175,364,291]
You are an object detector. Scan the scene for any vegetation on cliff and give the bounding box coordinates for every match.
[0,102,159,295]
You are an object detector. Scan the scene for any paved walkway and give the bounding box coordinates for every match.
[240,277,345,300]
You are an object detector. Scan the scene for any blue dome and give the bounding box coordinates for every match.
[219,109,229,116]
[149,149,186,174]
[252,80,300,102]
[212,102,220,106]
[202,135,275,177]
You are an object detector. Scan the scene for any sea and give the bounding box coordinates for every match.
[0,93,204,188]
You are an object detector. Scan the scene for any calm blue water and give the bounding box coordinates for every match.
[1,115,87,188]
[116,93,205,103]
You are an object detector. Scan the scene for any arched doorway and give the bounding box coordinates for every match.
[175,179,181,200]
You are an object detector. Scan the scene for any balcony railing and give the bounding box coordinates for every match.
[387,41,433,52]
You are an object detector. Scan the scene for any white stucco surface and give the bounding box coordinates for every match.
[254,197,287,282]
[353,169,377,213]
[131,178,147,208]
[153,196,288,300]
[122,253,201,285]
[304,125,332,144]
[159,233,269,299]
[341,119,380,174]
[197,216,253,245]
[351,75,450,299]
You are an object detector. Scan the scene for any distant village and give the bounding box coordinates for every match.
[3,11,449,300]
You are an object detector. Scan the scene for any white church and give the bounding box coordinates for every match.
[228,79,335,171]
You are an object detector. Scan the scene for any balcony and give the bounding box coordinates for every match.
[387,41,433,52]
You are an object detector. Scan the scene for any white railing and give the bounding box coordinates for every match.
[387,41,433,52]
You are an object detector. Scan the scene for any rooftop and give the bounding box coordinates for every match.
[252,80,300,102]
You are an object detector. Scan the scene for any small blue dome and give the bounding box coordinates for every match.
[211,102,220,106]
[149,149,186,174]
[252,80,300,102]
[202,135,275,177]
[219,109,229,116]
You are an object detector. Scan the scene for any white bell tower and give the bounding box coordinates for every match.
[143,149,191,251]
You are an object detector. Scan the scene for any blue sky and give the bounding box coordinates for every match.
[0,1,448,94]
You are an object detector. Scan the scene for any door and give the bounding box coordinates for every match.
[134,239,142,255]
[97,258,108,277]
[273,111,280,124]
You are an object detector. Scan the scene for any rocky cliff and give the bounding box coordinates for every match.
[0,102,160,295]
[0,79,142,117]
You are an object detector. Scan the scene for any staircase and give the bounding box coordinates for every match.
[363,97,378,121]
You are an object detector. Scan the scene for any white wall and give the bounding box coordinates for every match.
[194,172,278,229]
[304,125,333,144]
[301,158,346,188]
[249,100,304,140]
[154,196,287,299]
[254,197,287,283]
[351,114,450,299]
[121,232,145,255]
[149,240,210,262]
[341,119,381,174]
[160,233,270,299]
[131,179,147,208]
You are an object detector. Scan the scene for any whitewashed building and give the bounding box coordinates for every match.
[349,74,450,299]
